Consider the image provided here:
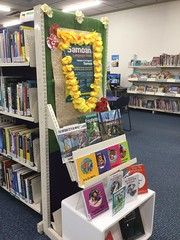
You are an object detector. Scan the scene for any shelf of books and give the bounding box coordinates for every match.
[128,54,180,114]
[1,185,41,214]
[0,7,41,220]
[0,111,36,122]
[0,153,41,214]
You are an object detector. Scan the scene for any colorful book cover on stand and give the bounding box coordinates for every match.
[123,173,139,203]
[75,153,99,185]
[79,113,102,145]
[119,141,131,163]
[106,145,121,168]
[106,170,123,200]
[57,123,88,163]
[127,164,148,194]
[105,231,114,240]
[95,149,111,174]
[98,109,124,141]
[82,182,109,220]
[112,186,126,215]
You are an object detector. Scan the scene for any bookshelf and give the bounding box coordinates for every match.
[1,185,41,213]
[128,62,180,114]
[0,7,41,223]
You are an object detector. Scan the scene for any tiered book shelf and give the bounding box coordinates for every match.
[128,65,180,114]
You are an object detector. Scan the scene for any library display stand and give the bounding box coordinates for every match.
[0,5,156,240]
[128,59,180,114]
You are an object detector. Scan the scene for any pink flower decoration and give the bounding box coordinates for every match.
[47,34,59,50]
[49,23,60,35]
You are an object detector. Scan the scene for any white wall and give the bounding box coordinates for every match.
[96,0,180,87]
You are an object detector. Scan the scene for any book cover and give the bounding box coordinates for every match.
[106,170,123,200]
[95,149,111,174]
[106,144,121,168]
[98,109,124,141]
[57,123,88,163]
[119,141,131,163]
[127,164,148,194]
[105,231,114,240]
[79,113,102,145]
[75,153,99,185]
[82,182,109,220]
[119,207,145,240]
[112,186,126,215]
[123,173,139,203]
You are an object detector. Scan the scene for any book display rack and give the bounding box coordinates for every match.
[128,54,180,114]
[0,5,156,240]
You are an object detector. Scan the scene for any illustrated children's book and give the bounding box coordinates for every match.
[106,144,121,168]
[119,207,145,240]
[98,109,124,141]
[112,186,126,215]
[127,164,148,194]
[119,141,131,163]
[82,182,109,220]
[75,153,99,185]
[123,173,139,203]
[57,123,88,163]
[95,149,111,175]
[105,231,114,240]
[107,170,123,201]
[79,113,102,145]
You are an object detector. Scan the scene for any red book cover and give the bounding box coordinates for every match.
[105,231,114,240]
[127,164,148,194]
[106,145,122,169]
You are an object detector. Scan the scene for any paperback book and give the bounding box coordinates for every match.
[98,109,124,141]
[75,153,99,185]
[82,182,109,220]
[57,123,88,163]
[112,186,126,215]
[123,173,139,203]
[79,113,102,145]
[106,144,122,168]
[95,149,111,174]
[105,231,114,240]
[106,170,123,200]
[119,141,131,163]
[119,207,145,240]
[127,164,148,194]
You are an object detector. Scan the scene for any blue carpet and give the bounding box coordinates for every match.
[125,110,180,240]
[0,110,179,239]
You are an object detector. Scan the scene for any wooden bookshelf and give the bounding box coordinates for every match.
[1,185,41,214]
[0,152,40,172]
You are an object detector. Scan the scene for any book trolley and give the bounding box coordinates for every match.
[32,4,156,240]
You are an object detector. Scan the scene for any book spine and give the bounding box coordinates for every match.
[7,86,12,113]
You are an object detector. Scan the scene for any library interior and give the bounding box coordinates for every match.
[0,0,179,240]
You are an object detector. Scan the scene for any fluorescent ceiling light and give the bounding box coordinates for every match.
[3,19,21,27]
[63,0,102,12]
[0,4,11,12]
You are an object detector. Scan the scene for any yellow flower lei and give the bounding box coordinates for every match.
[56,29,103,113]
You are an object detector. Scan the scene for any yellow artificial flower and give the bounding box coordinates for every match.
[71,85,79,91]
[94,52,102,60]
[93,60,102,66]
[67,79,78,85]
[90,91,98,97]
[63,65,74,72]
[87,97,97,103]
[73,92,81,99]
[95,66,102,73]
[94,73,102,78]
[62,56,72,65]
